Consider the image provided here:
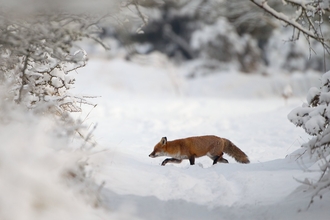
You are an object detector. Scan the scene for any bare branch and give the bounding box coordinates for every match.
[250,0,330,53]
[133,0,148,26]
[16,55,30,104]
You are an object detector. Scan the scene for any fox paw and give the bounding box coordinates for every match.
[161,159,168,166]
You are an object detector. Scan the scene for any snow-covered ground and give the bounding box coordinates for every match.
[70,56,329,220]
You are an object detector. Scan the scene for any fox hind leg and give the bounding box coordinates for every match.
[161,158,182,166]
[217,157,228,163]
[212,156,219,165]
[210,152,229,165]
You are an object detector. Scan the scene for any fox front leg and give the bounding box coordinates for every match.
[161,158,182,166]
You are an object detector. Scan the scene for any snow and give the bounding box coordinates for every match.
[190,17,243,54]
[307,87,320,104]
[68,56,330,219]
[321,71,330,90]
[51,77,64,88]
[2,54,329,219]
[0,106,104,220]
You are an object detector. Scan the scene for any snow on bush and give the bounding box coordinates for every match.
[0,8,117,219]
[190,17,262,73]
[0,97,107,220]
[0,11,105,115]
[288,70,330,207]
[289,71,330,141]
[252,0,330,73]
[191,18,241,63]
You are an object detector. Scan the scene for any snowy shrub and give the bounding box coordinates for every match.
[0,10,107,211]
[0,97,107,220]
[0,11,107,115]
[0,3,122,218]
[190,17,262,73]
[288,72,330,145]
[288,71,330,207]
[117,0,269,73]
[191,18,243,63]
[250,0,330,45]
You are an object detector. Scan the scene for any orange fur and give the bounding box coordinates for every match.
[149,135,249,166]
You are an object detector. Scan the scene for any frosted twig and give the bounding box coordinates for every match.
[250,0,330,52]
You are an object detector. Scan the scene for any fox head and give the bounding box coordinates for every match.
[149,137,167,158]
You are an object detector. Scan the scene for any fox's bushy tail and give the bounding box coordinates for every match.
[223,139,250,163]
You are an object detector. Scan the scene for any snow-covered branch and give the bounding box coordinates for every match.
[0,12,108,114]
[250,0,330,53]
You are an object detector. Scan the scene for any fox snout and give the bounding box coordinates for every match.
[149,152,156,158]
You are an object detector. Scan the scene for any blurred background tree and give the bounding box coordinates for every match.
[106,0,329,75]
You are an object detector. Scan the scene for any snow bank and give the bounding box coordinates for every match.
[75,57,321,99]
[0,100,109,220]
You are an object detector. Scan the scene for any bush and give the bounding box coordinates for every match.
[288,71,330,208]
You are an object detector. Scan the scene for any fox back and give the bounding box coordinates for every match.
[149,135,218,157]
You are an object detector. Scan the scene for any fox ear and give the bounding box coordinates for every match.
[160,137,167,145]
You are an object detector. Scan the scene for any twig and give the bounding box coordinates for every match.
[250,0,330,52]
[133,0,148,26]
[16,55,30,104]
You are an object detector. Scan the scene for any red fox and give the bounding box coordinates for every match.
[149,135,250,166]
